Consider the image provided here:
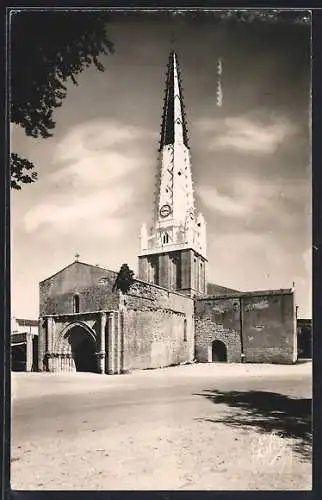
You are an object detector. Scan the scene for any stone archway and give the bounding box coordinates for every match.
[68,326,98,372]
[211,339,227,362]
[56,323,99,373]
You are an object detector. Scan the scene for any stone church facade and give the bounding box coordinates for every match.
[38,263,195,374]
[38,51,297,373]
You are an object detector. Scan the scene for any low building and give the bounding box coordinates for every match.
[195,289,297,365]
[11,318,39,372]
[37,260,297,373]
[38,262,194,374]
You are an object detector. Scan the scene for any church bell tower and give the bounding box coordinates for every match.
[138,50,207,297]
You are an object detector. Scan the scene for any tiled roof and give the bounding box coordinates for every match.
[15,318,38,327]
[207,282,240,296]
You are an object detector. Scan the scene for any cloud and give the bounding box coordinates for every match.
[53,119,156,163]
[198,186,248,217]
[52,152,143,189]
[196,113,299,154]
[24,187,132,236]
[208,230,295,292]
[50,118,155,188]
[23,118,155,236]
[198,176,281,219]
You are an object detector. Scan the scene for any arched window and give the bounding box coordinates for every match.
[184,318,187,342]
[162,232,169,244]
[73,294,80,313]
[199,261,203,291]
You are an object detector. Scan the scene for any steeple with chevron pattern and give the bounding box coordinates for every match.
[138,50,207,297]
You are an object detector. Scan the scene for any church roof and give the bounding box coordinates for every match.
[39,260,117,284]
[14,318,39,327]
[204,283,293,300]
[207,282,240,297]
[159,50,189,150]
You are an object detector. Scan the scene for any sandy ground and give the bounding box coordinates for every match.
[11,362,312,490]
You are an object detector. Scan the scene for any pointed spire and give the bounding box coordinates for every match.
[138,45,207,273]
[159,51,189,151]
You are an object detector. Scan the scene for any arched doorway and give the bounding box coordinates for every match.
[211,340,227,362]
[67,325,98,373]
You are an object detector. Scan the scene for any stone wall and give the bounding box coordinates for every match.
[38,262,194,373]
[38,261,296,370]
[242,291,296,364]
[39,262,120,316]
[194,297,241,363]
[121,279,194,371]
[38,262,120,371]
[38,311,120,374]
[138,248,207,297]
[195,289,296,365]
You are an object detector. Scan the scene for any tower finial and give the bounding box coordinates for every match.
[170,31,176,52]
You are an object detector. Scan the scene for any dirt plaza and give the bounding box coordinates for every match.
[11,362,312,490]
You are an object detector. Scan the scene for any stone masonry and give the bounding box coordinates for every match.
[38,261,194,374]
[195,289,297,365]
[36,49,299,373]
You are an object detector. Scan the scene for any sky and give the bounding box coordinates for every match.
[11,11,311,319]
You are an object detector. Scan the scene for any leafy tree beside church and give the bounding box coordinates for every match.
[113,264,135,294]
[10,11,114,190]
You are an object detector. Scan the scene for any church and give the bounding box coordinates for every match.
[37,51,297,374]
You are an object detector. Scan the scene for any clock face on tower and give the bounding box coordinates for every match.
[160,204,171,218]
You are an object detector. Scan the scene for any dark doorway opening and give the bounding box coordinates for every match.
[11,344,26,371]
[32,336,39,371]
[297,321,312,359]
[68,326,98,373]
[212,340,227,362]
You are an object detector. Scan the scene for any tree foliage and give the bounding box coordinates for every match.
[10,153,38,190]
[113,264,135,294]
[10,11,114,189]
[10,9,309,190]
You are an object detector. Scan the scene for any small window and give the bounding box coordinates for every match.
[178,171,182,176]
[73,294,80,313]
[163,233,169,244]
[184,318,187,342]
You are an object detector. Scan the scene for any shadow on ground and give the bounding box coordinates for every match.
[296,358,312,365]
[195,390,312,461]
